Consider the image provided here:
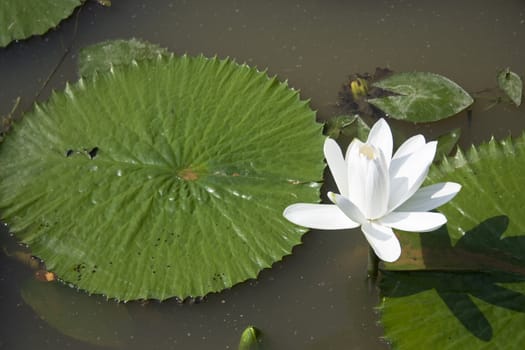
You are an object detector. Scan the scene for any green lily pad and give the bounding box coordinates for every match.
[0,0,83,47]
[497,68,523,107]
[382,217,525,275]
[0,55,325,301]
[380,134,525,349]
[380,270,525,349]
[368,72,473,122]
[323,115,370,141]
[434,128,461,162]
[78,38,169,78]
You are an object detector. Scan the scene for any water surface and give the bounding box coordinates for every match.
[1,1,524,349]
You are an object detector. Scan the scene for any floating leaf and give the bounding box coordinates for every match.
[78,38,169,78]
[238,326,260,350]
[380,134,525,348]
[430,135,525,244]
[21,278,133,347]
[0,55,325,301]
[497,68,523,107]
[434,128,461,162]
[323,114,370,140]
[368,72,473,122]
[0,0,83,47]
[383,217,525,274]
[380,270,525,349]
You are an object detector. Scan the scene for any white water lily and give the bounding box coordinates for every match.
[283,118,461,262]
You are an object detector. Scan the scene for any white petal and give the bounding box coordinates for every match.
[395,182,462,212]
[392,134,426,160]
[327,192,366,225]
[283,203,360,230]
[362,148,390,219]
[367,118,393,161]
[361,222,401,262]
[345,139,367,210]
[388,141,437,211]
[346,141,390,218]
[378,211,447,232]
[324,138,348,197]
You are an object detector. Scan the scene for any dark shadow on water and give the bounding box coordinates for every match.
[382,215,525,342]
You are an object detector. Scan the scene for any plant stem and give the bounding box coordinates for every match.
[367,246,379,278]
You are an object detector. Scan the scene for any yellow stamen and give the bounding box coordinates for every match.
[360,144,376,160]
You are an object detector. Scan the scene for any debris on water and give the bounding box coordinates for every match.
[34,270,57,282]
[337,67,395,118]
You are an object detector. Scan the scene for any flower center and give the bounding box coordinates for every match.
[359,144,377,160]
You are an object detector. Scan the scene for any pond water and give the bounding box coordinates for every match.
[0,1,524,349]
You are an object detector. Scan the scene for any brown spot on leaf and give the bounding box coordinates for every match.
[178,168,199,181]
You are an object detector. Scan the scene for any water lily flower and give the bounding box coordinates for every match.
[283,118,461,262]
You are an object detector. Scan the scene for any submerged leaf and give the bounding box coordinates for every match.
[368,72,473,122]
[78,38,169,77]
[0,0,83,47]
[497,68,523,107]
[0,55,325,301]
[21,278,133,347]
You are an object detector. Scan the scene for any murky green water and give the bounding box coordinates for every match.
[1,1,524,349]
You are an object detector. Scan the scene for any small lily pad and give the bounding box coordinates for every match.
[497,68,523,107]
[434,128,461,162]
[0,0,83,47]
[368,72,473,122]
[323,114,370,140]
[0,55,325,301]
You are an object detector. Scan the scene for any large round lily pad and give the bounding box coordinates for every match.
[0,0,83,47]
[0,55,325,301]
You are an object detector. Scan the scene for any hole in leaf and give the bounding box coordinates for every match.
[88,147,99,159]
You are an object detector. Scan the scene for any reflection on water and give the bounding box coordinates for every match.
[0,1,524,349]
